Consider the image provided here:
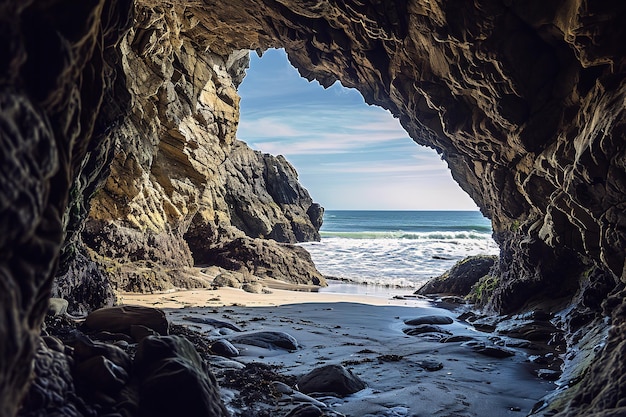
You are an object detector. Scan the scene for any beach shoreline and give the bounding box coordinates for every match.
[120,283,557,416]
[119,281,423,309]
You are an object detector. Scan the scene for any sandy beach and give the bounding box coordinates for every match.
[121,283,556,417]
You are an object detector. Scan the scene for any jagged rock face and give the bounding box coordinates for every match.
[191,0,626,308]
[3,0,626,416]
[0,0,133,414]
[53,3,324,306]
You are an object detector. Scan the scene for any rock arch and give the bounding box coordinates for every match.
[2,0,626,416]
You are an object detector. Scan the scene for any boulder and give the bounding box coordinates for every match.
[210,340,240,358]
[404,315,454,325]
[212,272,243,289]
[403,324,453,336]
[135,336,229,417]
[416,256,497,297]
[297,364,366,397]
[230,331,299,350]
[47,298,69,317]
[203,237,326,286]
[242,281,264,294]
[82,306,169,336]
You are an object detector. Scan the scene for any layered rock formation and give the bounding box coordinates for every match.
[52,3,325,313]
[2,0,626,416]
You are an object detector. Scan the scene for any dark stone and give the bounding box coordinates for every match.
[536,369,561,381]
[297,364,366,397]
[286,404,324,417]
[130,324,159,342]
[502,321,562,342]
[210,340,240,358]
[74,355,129,395]
[403,324,453,336]
[82,306,169,337]
[139,358,227,417]
[418,359,444,372]
[73,334,132,372]
[404,315,454,325]
[416,256,497,297]
[183,316,243,332]
[440,335,475,343]
[230,331,299,350]
[135,335,228,417]
[135,335,204,375]
[466,343,516,359]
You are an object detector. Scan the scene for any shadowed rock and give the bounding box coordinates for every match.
[404,315,454,325]
[82,306,169,337]
[416,256,497,297]
[230,331,299,350]
[135,336,229,417]
[297,364,366,397]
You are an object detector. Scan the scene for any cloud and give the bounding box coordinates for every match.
[313,161,450,175]
[238,109,415,156]
[237,48,478,210]
[240,118,302,137]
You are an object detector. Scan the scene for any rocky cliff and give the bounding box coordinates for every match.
[52,4,325,314]
[2,0,626,416]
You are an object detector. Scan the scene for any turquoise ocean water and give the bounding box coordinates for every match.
[300,210,498,289]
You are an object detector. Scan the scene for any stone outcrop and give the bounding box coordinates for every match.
[416,255,498,298]
[52,2,324,312]
[2,0,626,416]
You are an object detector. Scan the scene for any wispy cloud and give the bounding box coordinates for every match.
[238,109,414,155]
[237,49,476,210]
[313,161,449,175]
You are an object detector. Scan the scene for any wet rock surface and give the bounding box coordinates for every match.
[230,331,300,351]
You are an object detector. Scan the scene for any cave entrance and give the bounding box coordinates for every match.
[237,49,477,211]
[236,49,496,289]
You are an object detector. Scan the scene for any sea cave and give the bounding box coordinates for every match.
[1,0,626,416]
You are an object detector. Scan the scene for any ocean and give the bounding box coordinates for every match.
[299,210,498,291]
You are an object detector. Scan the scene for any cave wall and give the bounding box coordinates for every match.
[0,0,133,415]
[53,3,325,312]
[2,0,626,416]
[186,0,626,308]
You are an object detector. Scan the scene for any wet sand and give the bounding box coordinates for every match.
[121,284,555,416]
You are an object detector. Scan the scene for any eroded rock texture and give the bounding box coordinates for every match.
[3,0,626,416]
[0,0,133,415]
[53,2,324,311]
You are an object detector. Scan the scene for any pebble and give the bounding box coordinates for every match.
[418,359,444,371]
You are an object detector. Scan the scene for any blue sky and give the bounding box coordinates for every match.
[236,48,478,211]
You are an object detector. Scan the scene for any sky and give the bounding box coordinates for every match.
[236,48,479,211]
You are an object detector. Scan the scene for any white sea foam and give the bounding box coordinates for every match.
[300,234,499,289]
